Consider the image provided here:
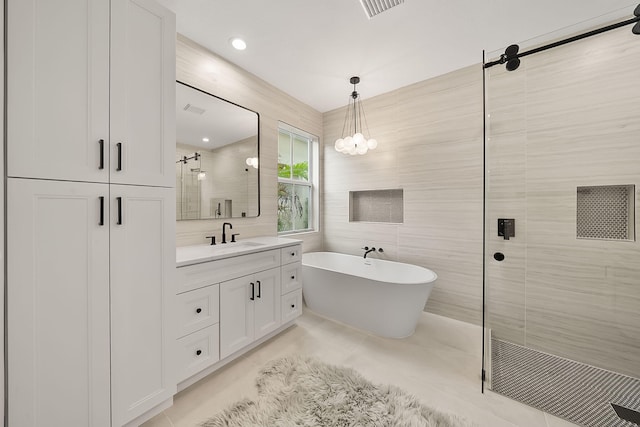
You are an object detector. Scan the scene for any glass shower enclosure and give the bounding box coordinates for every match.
[482,10,640,427]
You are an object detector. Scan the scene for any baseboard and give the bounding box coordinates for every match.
[122,398,173,427]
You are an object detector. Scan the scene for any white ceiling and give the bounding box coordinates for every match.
[157,0,637,113]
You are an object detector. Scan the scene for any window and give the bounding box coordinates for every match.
[277,123,317,234]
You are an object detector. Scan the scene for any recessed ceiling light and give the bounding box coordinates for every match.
[230,37,247,51]
[202,137,210,142]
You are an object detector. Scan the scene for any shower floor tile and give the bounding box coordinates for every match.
[143,309,578,427]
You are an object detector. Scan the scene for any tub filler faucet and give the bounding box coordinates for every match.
[362,246,384,259]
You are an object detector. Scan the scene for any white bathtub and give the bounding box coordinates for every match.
[301,252,437,338]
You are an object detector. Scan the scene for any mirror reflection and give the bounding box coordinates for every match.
[175,81,259,220]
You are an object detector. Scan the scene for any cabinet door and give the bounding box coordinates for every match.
[220,277,254,359]
[7,0,110,183]
[254,268,282,340]
[110,0,175,187]
[7,178,110,427]
[110,184,176,426]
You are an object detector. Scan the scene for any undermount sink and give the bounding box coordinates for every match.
[176,236,301,267]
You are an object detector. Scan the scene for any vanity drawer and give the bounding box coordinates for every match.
[281,245,302,265]
[176,284,219,338]
[176,249,281,294]
[176,324,220,383]
[281,289,303,324]
[281,262,302,295]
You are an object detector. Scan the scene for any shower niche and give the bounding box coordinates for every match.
[576,185,635,241]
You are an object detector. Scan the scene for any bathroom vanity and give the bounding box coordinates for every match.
[175,237,303,390]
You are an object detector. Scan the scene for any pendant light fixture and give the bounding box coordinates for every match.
[334,76,378,155]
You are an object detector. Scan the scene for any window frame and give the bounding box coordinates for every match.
[277,122,318,235]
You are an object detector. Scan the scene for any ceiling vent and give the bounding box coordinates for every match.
[359,0,404,19]
[183,104,205,115]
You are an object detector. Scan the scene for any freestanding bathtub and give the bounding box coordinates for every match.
[301,252,437,338]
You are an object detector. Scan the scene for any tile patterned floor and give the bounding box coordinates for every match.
[143,309,579,427]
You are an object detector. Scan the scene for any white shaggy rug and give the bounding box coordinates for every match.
[201,356,475,427]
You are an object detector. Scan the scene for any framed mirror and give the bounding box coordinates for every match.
[175,81,260,220]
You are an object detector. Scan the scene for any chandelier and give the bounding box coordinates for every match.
[334,76,378,155]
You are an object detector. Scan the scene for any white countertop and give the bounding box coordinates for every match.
[176,236,302,267]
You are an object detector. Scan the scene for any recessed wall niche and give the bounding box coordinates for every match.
[349,189,403,223]
[576,185,635,241]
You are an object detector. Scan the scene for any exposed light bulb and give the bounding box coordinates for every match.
[335,138,345,152]
[202,137,210,142]
[356,143,368,155]
[366,138,378,150]
[343,136,354,149]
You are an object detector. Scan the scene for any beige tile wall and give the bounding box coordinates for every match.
[323,65,485,326]
[176,35,323,251]
[486,26,640,378]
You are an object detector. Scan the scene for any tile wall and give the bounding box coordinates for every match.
[323,65,485,325]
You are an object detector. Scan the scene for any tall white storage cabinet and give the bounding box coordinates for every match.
[6,0,176,426]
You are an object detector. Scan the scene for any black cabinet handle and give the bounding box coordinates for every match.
[291,252,295,257]
[494,252,505,262]
[116,197,122,225]
[98,139,105,170]
[291,304,295,309]
[196,349,202,356]
[250,282,255,301]
[99,196,105,226]
[291,275,295,280]
[196,308,202,314]
[256,280,261,298]
[116,142,122,171]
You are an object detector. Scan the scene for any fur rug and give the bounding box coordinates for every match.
[201,356,474,427]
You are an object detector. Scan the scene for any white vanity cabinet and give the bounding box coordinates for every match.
[219,267,282,359]
[6,0,176,426]
[175,240,303,388]
[280,246,303,323]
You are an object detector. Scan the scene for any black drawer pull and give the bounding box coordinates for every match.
[291,275,295,280]
[99,196,105,226]
[256,280,261,298]
[494,252,505,261]
[291,304,295,309]
[116,197,122,225]
[116,142,122,171]
[250,282,255,301]
[291,252,295,256]
[98,139,105,169]
[196,349,202,356]
[196,308,202,314]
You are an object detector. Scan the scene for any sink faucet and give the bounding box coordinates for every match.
[222,222,233,244]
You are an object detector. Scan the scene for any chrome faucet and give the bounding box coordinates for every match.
[222,222,233,244]
[362,246,383,259]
